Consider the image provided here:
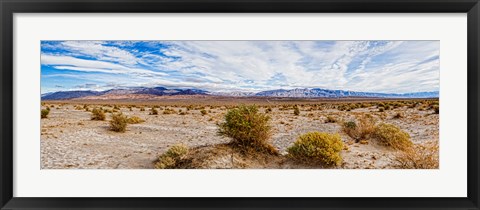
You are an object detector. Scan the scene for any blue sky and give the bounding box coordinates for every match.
[41,40,439,94]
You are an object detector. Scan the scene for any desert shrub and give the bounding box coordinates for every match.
[343,121,357,131]
[218,105,277,154]
[373,123,412,151]
[41,109,50,119]
[395,141,439,169]
[110,112,128,132]
[155,144,189,169]
[293,106,300,116]
[342,115,376,142]
[127,116,145,124]
[91,108,106,121]
[343,120,358,140]
[378,107,385,112]
[325,116,337,123]
[140,107,146,111]
[287,132,344,166]
[265,107,272,113]
[433,105,439,114]
[361,103,372,108]
[393,112,403,119]
[149,107,158,115]
[163,109,176,115]
[200,109,207,116]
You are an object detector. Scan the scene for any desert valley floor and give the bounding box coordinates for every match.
[40,98,439,169]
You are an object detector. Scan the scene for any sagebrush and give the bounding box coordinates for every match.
[287,132,344,166]
[373,123,412,151]
[342,115,376,142]
[155,144,189,169]
[91,108,106,120]
[218,105,277,154]
[110,112,128,132]
[127,116,145,124]
[41,109,50,119]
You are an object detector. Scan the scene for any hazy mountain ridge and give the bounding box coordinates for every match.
[41,87,439,100]
[254,88,439,98]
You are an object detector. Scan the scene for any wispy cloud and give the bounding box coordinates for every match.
[41,40,439,94]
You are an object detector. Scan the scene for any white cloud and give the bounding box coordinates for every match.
[41,55,167,77]
[60,41,139,66]
[41,41,440,93]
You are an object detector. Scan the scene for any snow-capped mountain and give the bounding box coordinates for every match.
[41,86,439,100]
[254,88,439,98]
[41,87,208,100]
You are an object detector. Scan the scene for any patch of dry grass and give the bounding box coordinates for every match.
[342,115,376,142]
[127,116,145,124]
[395,141,439,169]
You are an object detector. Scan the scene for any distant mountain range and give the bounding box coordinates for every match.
[41,86,439,100]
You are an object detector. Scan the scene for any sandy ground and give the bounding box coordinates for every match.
[40,103,439,169]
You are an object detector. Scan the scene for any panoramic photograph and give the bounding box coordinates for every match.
[40,40,439,169]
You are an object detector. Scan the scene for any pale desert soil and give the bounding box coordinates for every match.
[40,103,439,169]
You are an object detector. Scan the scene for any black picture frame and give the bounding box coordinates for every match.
[1,0,479,209]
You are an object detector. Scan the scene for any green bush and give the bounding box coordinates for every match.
[218,105,277,154]
[110,112,128,132]
[41,109,50,119]
[155,144,189,169]
[287,132,344,166]
[373,123,412,151]
[91,108,106,120]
